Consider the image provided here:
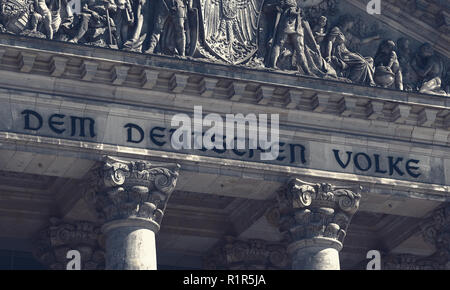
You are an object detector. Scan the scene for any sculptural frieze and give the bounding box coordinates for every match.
[0,0,448,96]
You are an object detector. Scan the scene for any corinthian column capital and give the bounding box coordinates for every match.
[419,205,450,268]
[84,156,180,232]
[421,205,450,248]
[278,179,362,249]
[276,178,362,270]
[33,218,105,270]
[383,205,450,270]
[82,156,181,270]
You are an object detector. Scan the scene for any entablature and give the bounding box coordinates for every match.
[0,35,449,141]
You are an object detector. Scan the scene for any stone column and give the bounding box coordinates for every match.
[33,218,105,270]
[204,236,289,270]
[276,179,361,270]
[84,156,180,270]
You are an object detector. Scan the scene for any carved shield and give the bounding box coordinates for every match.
[199,0,264,64]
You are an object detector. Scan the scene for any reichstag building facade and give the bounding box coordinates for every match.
[0,0,449,270]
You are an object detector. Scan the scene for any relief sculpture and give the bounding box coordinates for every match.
[197,0,263,64]
[0,0,448,96]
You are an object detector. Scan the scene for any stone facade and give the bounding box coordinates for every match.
[0,0,448,270]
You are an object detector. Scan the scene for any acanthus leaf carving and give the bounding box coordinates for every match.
[83,156,180,228]
[276,178,361,247]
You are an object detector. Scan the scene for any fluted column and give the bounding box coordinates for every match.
[84,156,180,270]
[204,236,289,270]
[33,218,105,270]
[276,179,361,270]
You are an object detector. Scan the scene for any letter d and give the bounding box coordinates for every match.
[124,123,144,143]
[367,0,381,15]
[21,110,43,131]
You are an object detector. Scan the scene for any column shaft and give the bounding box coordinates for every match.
[105,226,157,270]
[290,243,340,270]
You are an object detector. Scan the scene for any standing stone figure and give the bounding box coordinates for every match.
[113,0,134,48]
[257,0,279,61]
[374,39,403,90]
[312,15,327,46]
[122,0,147,51]
[396,37,416,91]
[267,0,313,76]
[145,0,192,56]
[323,15,376,86]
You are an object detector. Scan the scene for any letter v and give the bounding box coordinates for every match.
[333,149,352,169]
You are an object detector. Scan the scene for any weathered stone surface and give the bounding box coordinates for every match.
[276,179,362,269]
[204,236,289,270]
[383,204,450,270]
[83,156,180,226]
[104,226,157,270]
[0,0,448,95]
[33,218,105,270]
[82,156,180,269]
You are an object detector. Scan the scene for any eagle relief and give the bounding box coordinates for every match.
[198,0,264,64]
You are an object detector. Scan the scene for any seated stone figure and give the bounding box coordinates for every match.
[443,68,450,95]
[323,15,376,86]
[419,77,448,96]
[374,39,403,90]
[58,0,118,47]
[411,43,445,95]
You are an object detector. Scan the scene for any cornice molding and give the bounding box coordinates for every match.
[0,131,449,199]
[0,36,448,133]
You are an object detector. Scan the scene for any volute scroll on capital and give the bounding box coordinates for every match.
[83,156,181,228]
[276,178,362,246]
[280,179,362,213]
